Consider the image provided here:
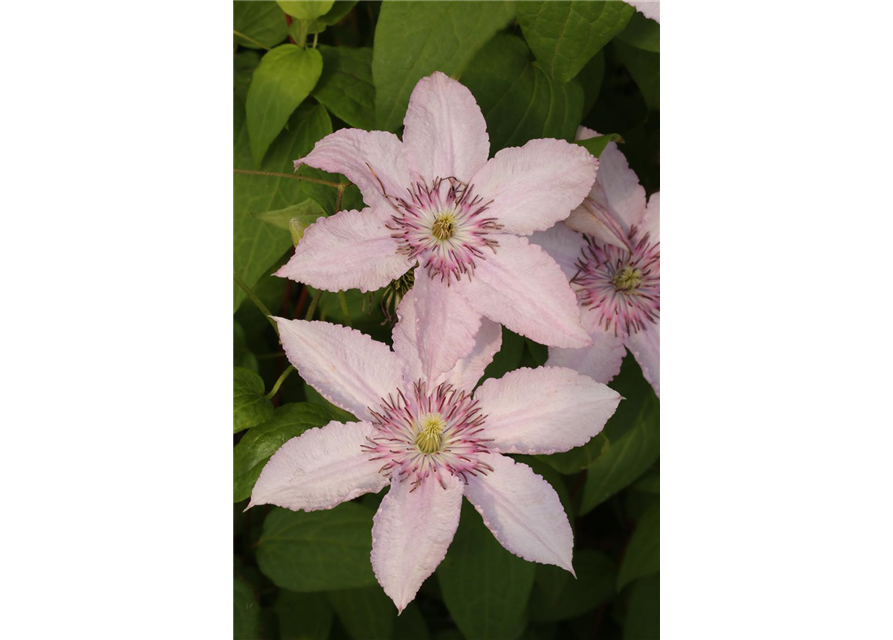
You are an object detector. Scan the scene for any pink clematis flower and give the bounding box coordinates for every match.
[276,71,598,383]
[626,0,660,23]
[249,293,622,612]
[531,127,660,396]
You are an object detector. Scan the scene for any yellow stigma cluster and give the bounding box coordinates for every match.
[432,212,456,241]
[612,266,643,292]
[415,413,446,454]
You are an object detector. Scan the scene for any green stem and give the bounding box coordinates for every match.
[265,365,294,400]
[337,290,351,326]
[233,30,270,50]
[234,272,278,333]
[304,289,324,320]
[233,169,343,189]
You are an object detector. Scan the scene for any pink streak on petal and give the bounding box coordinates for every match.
[402,71,490,184]
[464,454,575,574]
[470,138,598,235]
[249,421,388,511]
[274,207,412,293]
[546,313,628,385]
[459,235,591,348]
[412,268,483,384]
[626,320,660,397]
[529,222,588,280]
[371,475,463,612]
[274,318,405,421]
[474,367,621,455]
[297,128,410,207]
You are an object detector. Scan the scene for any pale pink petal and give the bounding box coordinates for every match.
[459,236,591,348]
[626,321,660,397]
[371,475,463,612]
[441,318,502,393]
[569,127,646,246]
[626,0,660,23]
[410,267,483,384]
[402,71,489,184]
[296,129,410,207]
[393,284,501,392]
[249,421,387,511]
[470,139,598,235]
[274,318,405,420]
[275,207,412,292]
[640,191,660,243]
[529,222,587,280]
[474,367,621,455]
[547,307,628,384]
[464,454,575,573]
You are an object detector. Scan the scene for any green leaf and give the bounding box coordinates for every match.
[617,501,659,590]
[529,550,615,622]
[233,577,260,640]
[575,133,623,159]
[536,431,609,475]
[579,388,659,515]
[613,40,659,110]
[624,574,660,640]
[438,501,535,640]
[394,603,429,640]
[312,46,376,130]
[234,50,262,105]
[481,327,526,383]
[234,1,288,50]
[327,587,395,640]
[462,34,583,152]
[318,1,357,25]
[233,402,344,502]
[251,199,325,234]
[277,0,334,20]
[516,0,634,83]
[234,100,332,311]
[372,0,515,131]
[275,591,334,640]
[257,503,378,591]
[616,10,660,53]
[233,322,259,372]
[233,367,274,434]
[579,50,606,117]
[246,45,323,165]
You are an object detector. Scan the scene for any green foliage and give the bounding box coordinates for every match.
[233,576,260,640]
[234,1,288,50]
[613,40,660,111]
[257,504,378,591]
[372,0,515,131]
[327,587,395,639]
[233,367,273,433]
[438,502,536,640]
[247,45,323,164]
[233,402,344,502]
[624,574,660,640]
[234,101,332,311]
[462,35,582,151]
[516,0,634,83]
[618,501,660,590]
[277,1,335,21]
[275,591,334,640]
[312,46,376,130]
[576,132,624,158]
[616,10,660,53]
[529,550,616,622]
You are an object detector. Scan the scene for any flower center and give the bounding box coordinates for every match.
[612,266,642,291]
[386,177,503,283]
[361,381,494,490]
[573,228,660,337]
[431,213,455,241]
[415,413,445,453]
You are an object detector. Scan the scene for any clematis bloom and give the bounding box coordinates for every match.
[532,128,660,396]
[249,293,622,612]
[276,71,598,382]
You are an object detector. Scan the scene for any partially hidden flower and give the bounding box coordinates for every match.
[249,292,622,612]
[626,0,660,23]
[276,71,598,384]
[531,127,660,396]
